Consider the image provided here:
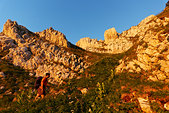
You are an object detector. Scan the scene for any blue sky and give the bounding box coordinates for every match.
[0,0,168,44]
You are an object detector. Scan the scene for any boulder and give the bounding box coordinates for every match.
[155,71,167,81]
[0,72,5,78]
[165,17,169,22]
[164,102,169,110]
[80,88,88,94]
[137,97,152,113]
[148,76,158,81]
[0,86,5,90]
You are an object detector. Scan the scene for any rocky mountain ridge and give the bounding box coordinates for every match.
[76,14,169,54]
[116,13,169,82]
[1,2,169,112]
[76,27,133,54]
[75,6,169,83]
[0,19,90,84]
[35,27,70,48]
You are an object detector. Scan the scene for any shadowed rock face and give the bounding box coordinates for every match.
[166,1,169,7]
[0,19,90,84]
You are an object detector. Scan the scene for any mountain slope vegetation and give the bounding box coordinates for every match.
[1,2,169,113]
[1,48,169,112]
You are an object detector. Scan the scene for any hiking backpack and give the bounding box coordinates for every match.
[34,76,43,89]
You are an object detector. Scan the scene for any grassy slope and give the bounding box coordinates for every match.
[1,47,169,112]
[64,44,113,64]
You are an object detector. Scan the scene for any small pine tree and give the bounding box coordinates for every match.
[166,1,169,7]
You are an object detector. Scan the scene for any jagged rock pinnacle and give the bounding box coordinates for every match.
[104,27,118,44]
[36,27,69,47]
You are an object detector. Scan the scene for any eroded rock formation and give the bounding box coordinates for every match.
[76,27,133,54]
[104,27,119,44]
[0,19,90,84]
[36,27,69,47]
[76,37,106,53]
[116,15,169,82]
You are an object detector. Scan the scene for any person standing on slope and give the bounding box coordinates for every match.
[35,73,50,100]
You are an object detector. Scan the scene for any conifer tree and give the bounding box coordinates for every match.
[166,1,169,7]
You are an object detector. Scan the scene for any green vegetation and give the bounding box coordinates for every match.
[64,45,113,64]
[1,4,169,112]
[1,47,169,112]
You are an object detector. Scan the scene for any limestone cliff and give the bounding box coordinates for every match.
[3,19,32,44]
[36,27,69,47]
[0,19,90,84]
[1,5,169,84]
[76,15,169,54]
[76,37,106,53]
[76,27,133,54]
[76,14,169,56]
[75,6,169,83]
[104,27,119,44]
[116,14,169,82]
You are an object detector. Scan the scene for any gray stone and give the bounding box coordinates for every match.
[0,72,5,78]
[138,97,152,113]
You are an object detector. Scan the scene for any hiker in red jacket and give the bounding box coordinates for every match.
[35,73,50,100]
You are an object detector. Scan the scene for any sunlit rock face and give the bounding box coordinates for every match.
[76,37,106,53]
[1,19,90,84]
[3,19,31,44]
[104,27,119,44]
[76,15,168,55]
[116,15,169,82]
[36,27,69,48]
[76,27,133,54]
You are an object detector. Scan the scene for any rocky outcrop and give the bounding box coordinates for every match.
[0,36,17,50]
[2,19,69,48]
[76,27,133,54]
[3,19,31,44]
[104,27,119,44]
[116,15,169,82]
[0,72,5,78]
[138,97,152,113]
[104,37,133,53]
[1,20,90,84]
[76,15,169,54]
[76,37,106,53]
[36,27,69,48]
[120,15,164,38]
[164,102,169,110]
